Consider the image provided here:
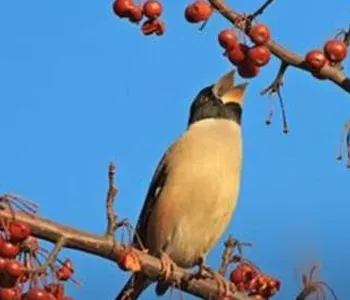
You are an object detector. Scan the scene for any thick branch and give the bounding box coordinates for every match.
[0,207,251,300]
[209,0,350,94]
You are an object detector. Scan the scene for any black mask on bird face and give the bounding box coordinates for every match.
[188,70,248,127]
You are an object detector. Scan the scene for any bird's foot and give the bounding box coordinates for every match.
[158,253,178,285]
[189,257,233,298]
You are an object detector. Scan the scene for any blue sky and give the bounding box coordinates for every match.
[0,0,349,299]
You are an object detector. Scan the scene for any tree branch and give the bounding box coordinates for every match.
[105,162,118,239]
[209,0,350,94]
[0,206,252,300]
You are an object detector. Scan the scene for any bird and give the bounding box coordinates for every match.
[115,70,248,300]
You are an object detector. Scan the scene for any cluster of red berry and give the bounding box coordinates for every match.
[218,24,271,79]
[112,0,165,36]
[112,0,350,82]
[305,39,348,79]
[0,220,75,300]
[228,260,280,299]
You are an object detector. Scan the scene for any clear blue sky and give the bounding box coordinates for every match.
[0,0,349,299]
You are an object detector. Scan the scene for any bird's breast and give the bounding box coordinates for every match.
[147,119,243,267]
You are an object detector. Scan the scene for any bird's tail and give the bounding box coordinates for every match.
[114,273,152,300]
[155,282,170,296]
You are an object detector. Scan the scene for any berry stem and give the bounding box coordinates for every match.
[261,61,290,134]
[336,121,350,165]
[265,97,274,125]
[27,237,66,278]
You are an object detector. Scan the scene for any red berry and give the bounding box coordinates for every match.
[44,283,64,299]
[230,267,246,284]
[141,19,165,36]
[0,238,20,258]
[311,59,329,80]
[128,5,144,23]
[56,267,72,281]
[62,259,73,270]
[185,0,213,23]
[0,258,7,271]
[143,0,162,19]
[249,274,281,297]
[56,259,74,281]
[112,0,134,18]
[0,287,21,300]
[247,293,265,300]
[238,60,260,78]
[227,43,249,66]
[229,262,259,285]
[218,29,238,50]
[249,23,271,45]
[46,294,57,300]
[154,21,166,36]
[305,50,327,72]
[247,46,271,67]
[5,260,23,278]
[324,39,347,63]
[8,222,31,243]
[25,288,49,300]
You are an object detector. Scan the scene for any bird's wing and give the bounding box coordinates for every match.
[115,149,173,300]
[132,146,172,248]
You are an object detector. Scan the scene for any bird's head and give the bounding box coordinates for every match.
[188,70,248,127]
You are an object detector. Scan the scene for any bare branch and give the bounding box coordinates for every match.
[218,236,236,277]
[218,236,252,277]
[105,162,118,239]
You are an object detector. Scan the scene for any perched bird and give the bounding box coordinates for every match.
[115,70,248,300]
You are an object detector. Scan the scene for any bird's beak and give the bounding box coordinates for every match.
[213,70,248,106]
[212,70,235,98]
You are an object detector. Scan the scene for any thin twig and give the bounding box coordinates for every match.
[336,121,350,160]
[218,236,253,277]
[261,61,289,96]
[250,0,275,19]
[105,162,118,239]
[343,24,350,46]
[295,265,339,300]
[261,61,290,133]
[27,236,67,275]
[218,235,236,276]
